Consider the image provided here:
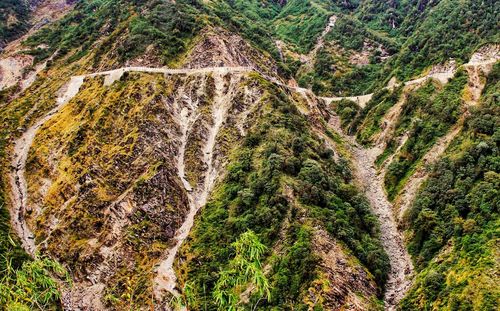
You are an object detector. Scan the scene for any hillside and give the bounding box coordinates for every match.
[0,0,498,310]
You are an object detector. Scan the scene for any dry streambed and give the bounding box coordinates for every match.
[325,114,414,310]
[7,44,499,309]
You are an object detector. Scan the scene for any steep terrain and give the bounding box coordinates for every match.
[19,68,263,309]
[0,0,499,310]
[331,44,499,310]
[401,60,500,311]
[326,113,413,310]
[0,0,75,92]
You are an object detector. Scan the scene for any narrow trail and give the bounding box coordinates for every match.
[2,61,296,304]
[320,65,455,109]
[395,56,498,222]
[7,46,499,309]
[0,63,454,306]
[8,75,84,256]
[326,114,414,310]
[6,66,246,301]
[395,119,464,222]
[300,15,337,67]
[320,52,499,309]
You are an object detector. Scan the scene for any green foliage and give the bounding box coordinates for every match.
[213,230,270,310]
[205,0,335,76]
[0,256,69,310]
[298,0,497,94]
[0,74,72,309]
[178,76,387,309]
[353,87,402,143]
[0,80,55,289]
[1,1,497,309]
[297,159,389,286]
[325,16,397,53]
[0,0,30,47]
[391,0,500,80]
[401,63,500,309]
[268,225,318,309]
[204,0,282,63]
[333,99,360,130]
[273,0,330,53]
[384,71,468,200]
[24,0,201,65]
[304,48,388,96]
[120,0,200,62]
[332,87,402,142]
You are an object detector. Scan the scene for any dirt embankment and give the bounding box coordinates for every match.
[9,75,85,257]
[9,66,261,309]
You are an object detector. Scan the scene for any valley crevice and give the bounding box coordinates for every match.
[7,48,499,309]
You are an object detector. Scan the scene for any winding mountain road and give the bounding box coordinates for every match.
[7,67,249,255]
[7,66,251,307]
[9,75,84,256]
[7,44,499,310]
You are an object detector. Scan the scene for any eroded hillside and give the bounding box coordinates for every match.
[0,0,499,310]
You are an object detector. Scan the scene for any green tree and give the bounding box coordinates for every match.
[213,230,271,310]
[0,255,69,310]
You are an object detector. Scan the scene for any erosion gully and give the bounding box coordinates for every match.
[8,45,498,308]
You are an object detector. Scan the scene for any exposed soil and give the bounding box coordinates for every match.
[7,44,499,310]
[326,114,414,310]
[7,66,252,309]
[311,229,379,310]
[394,51,500,222]
[8,61,467,307]
[9,75,85,256]
[300,15,337,68]
[154,72,239,299]
[0,0,75,92]
[320,58,457,109]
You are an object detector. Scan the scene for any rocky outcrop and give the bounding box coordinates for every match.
[182,28,279,78]
[310,229,379,310]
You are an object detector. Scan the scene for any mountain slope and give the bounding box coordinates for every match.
[401,61,499,311]
[0,0,498,310]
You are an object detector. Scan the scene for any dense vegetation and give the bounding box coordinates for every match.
[354,87,402,145]
[301,49,388,97]
[19,0,498,93]
[353,0,499,80]
[24,0,202,65]
[0,0,30,48]
[177,75,388,309]
[1,0,498,309]
[333,87,402,141]
[391,0,500,80]
[384,72,468,200]
[0,256,69,310]
[273,0,330,53]
[401,63,499,311]
[297,0,499,94]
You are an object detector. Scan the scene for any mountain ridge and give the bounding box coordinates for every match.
[0,1,498,310]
